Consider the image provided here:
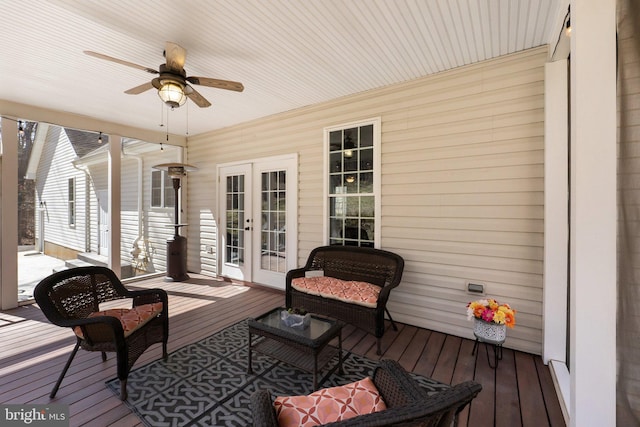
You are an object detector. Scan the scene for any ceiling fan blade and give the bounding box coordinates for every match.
[84,50,158,74]
[165,42,186,72]
[184,85,211,108]
[125,82,154,95]
[186,76,244,92]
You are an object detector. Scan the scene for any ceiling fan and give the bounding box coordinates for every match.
[84,41,244,108]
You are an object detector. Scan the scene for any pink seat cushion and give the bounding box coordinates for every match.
[274,377,387,427]
[74,302,163,339]
[291,276,380,308]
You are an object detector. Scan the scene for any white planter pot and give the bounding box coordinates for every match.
[473,318,506,345]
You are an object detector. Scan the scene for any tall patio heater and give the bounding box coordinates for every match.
[152,163,197,282]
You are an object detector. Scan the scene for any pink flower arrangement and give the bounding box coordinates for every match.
[467,298,516,328]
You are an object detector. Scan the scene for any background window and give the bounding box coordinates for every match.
[327,122,378,247]
[68,178,76,225]
[151,170,175,208]
[68,177,75,226]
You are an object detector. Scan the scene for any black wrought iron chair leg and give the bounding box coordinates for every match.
[163,342,168,360]
[101,352,107,361]
[50,341,80,398]
[376,338,382,355]
[385,308,399,331]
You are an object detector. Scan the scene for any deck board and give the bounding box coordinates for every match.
[0,274,565,426]
[450,339,478,426]
[397,327,430,371]
[467,342,497,427]
[495,349,522,427]
[516,351,551,427]
[431,335,462,384]
[535,356,566,427]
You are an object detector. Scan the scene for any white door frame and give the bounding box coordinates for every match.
[217,154,298,289]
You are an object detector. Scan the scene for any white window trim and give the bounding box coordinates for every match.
[323,117,381,248]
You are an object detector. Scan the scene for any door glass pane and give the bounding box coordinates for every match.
[226,175,245,266]
[260,170,286,272]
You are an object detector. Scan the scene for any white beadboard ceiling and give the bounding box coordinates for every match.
[0,0,564,137]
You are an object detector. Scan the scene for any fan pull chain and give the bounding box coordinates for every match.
[163,107,169,151]
[186,101,189,136]
[159,102,165,151]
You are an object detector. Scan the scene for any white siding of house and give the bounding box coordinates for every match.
[86,160,142,268]
[73,145,178,273]
[187,46,546,354]
[139,147,181,273]
[120,156,142,267]
[36,127,88,253]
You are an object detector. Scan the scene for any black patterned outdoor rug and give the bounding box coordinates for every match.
[106,319,450,426]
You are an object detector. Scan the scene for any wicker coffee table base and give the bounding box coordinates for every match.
[248,316,343,390]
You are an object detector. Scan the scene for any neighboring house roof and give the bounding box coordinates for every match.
[65,128,108,157]
[25,126,107,179]
[24,123,48,180]
[73,137,168,169]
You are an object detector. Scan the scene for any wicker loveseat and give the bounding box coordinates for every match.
[286,246,404,355]
[250,359,482,427]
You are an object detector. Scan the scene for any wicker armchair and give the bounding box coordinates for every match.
[251,359,482,427]
[286,246,404,354]
[34,266,168,400]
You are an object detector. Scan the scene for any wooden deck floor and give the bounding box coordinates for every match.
[0,274,565,426]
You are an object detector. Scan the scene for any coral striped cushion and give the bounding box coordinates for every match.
[291,276,381,308]
[74,302,163,338]
[274,377,387,427]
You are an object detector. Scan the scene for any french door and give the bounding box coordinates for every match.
[218,156,297,289]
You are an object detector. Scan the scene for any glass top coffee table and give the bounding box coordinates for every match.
[247,307,344,390]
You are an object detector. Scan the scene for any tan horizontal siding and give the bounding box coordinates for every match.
[618,8,640,418]
[187,46,547,353]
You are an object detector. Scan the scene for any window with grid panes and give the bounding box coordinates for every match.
[327,122,377,247]
[68,177,75,226]
[151,170,175,208]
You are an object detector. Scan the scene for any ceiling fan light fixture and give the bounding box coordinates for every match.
[158,81,187,108]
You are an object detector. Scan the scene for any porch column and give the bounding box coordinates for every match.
[569,1,616,426]
[108,134,121,277]
[543,59,569,365]
[1,117,18,309]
